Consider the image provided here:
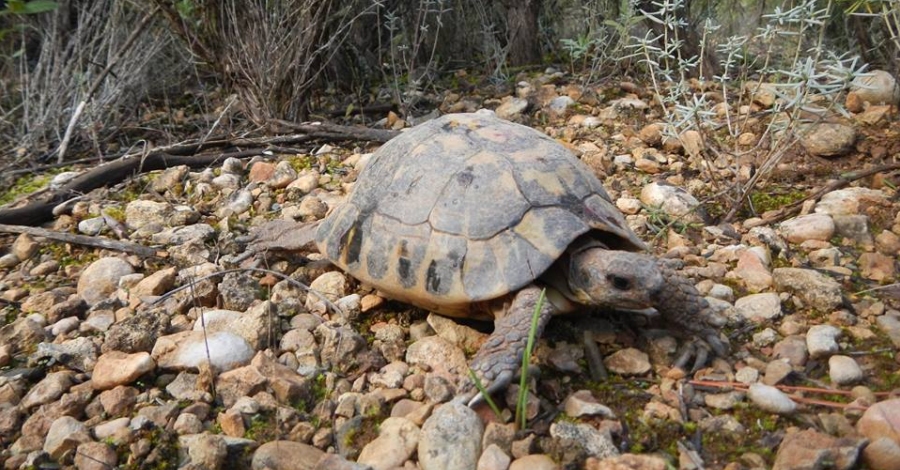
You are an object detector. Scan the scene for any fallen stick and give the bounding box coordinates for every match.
[0,223,161,258]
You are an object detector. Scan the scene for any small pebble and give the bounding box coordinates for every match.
[748,383,796,414]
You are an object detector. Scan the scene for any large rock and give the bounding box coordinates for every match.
[800,123,856,157]
[857,398,900,470]
[735,293,782,322]
[357,417,420,470]
[851,70,900,105]
[772,268,843,311]
[152,330,254,372]
[251,440,324,470]
[778,214,834,243]
[815,187,890,216]
[102,308,169,354]
[772,429,864,470]
[418,402,483,470]
[44,416,92,460]
[77,257,135,306]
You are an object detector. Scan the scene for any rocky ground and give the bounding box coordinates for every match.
[0,69,899,470]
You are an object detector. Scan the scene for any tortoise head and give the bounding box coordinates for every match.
[566,248,665,311]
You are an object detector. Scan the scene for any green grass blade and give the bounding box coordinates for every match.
[516,288,546,429]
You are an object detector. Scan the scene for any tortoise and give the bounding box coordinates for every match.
[247,111,724,403]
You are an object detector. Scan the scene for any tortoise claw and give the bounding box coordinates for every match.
[457,369,516,407]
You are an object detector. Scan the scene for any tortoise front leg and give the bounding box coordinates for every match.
[457,285,556,407]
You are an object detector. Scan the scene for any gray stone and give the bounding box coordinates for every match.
[806,325,841,359]
[495,98,530,120]
[772,268,843,311]
[748,383,796,414]
[778,214,835,243]
[875,311,900,348]
[357,417,420,470]
[151,224,216,245]
[34,337,98,372]
[418,402,483,470]
[103,309,169,354]
[549,421,618,459]
[77,257,134,306]
[800,123,856,157]
[639,182,702,223]
[735,293,782,322]
[316,323,366,373]
[186,433,228,469]
[21,371,74,409]
[152,330,254,372]
[44,416,91,460]
[829,355,863,385]
[563,390,616,418]
[306,272,348,313]
[851,70,900,105]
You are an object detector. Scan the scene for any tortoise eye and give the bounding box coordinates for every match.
[608,275,631,291]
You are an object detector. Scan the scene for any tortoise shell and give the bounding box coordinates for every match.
[316,112,645,316]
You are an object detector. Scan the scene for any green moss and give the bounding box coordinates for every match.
[244,412,279,441]
[288,155,314,172]
[102,206,126,222]
[39,244,98,268]
[747,189,807,215]
[0,173,52,206]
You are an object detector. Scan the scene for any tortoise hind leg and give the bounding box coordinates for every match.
[456,285,556,407]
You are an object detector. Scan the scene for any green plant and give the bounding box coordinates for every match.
[628,0,867,222]
[0,0,57,42]
[516,288,545,429]
[379,0,449,116]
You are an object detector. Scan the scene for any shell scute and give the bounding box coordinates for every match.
[316,112,642,314]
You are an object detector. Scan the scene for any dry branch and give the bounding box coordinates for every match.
[0,223,160,258]
[762,162,900,225]
[1,123,398,226]
[56,6,162,163]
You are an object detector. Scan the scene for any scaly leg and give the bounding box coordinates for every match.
[456,285,556,407]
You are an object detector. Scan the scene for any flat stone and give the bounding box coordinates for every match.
[772,428,865,470]
[21,371,74,409]
[772,268,843,311]
[74,441,118,470]
[406,335,469,383]
[876,311,900,349]
[563,390,616,418]
[477,443,512,470]
[603,348,651,375]
[92,351,156,390]
[778,214,834,243]
[152,330,254,372]
[735,293,782,322]
[510,454,559,470]
[549,421,618,459]
[251,440,324,470]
